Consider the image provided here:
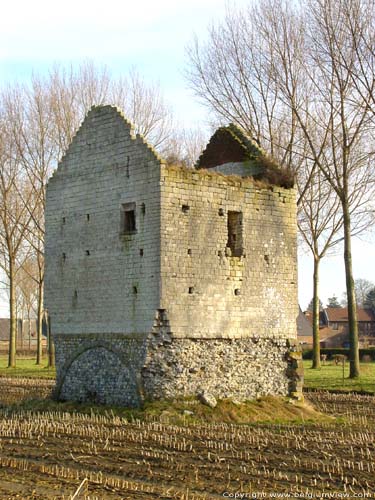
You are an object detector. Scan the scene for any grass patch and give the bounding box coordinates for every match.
[0,355,55,379]
[303,359,375,393]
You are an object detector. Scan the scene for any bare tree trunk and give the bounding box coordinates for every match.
[312,257,321,369]
[28,318,31,352]
[47,314,55,368]
[8,259,17,368]
[20,319,23,351]
[343,201,360,378]
[36,281,43,365]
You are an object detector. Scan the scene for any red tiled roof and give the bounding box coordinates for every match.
[325,307,375,322]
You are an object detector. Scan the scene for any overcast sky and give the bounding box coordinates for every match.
[0,0,374,316]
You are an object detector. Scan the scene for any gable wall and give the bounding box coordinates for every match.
[45,106,161,338]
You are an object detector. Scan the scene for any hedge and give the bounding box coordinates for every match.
[302,347,375,360]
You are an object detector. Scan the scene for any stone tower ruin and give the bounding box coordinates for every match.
[45,105,302,406]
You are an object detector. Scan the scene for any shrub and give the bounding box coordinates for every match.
[302,347,375,361]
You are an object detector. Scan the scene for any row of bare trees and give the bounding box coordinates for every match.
[0,61,206,368]
[186,0,375,376]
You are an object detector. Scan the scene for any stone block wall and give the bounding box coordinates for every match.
[45,106,161,337]
[159,165,298,340]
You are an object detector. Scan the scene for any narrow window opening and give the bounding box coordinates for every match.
[124,211,136,232]
[120,202,136,234]
[187,249,192,255]
[188,287,194,294]
[234,288,241,296]
[264,254,270,265]
[227,211,243,257]
[62,217,66,224]
[157,309,166,322]
[86,250,90,256]
[72,290,78,307]
[133,286,138,294]
[182,204,190,213]
[62,253,66,262]
[141,203,146,215]
[140,248,144,257]
[86,214,90,221]
[218,208,224,216]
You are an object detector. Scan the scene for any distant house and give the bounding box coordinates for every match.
[321,307,375,348]
[297,307,375,349]
[296,307,313,346]
[0,319,11,342]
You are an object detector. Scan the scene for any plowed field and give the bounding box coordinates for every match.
[0,390,374,499]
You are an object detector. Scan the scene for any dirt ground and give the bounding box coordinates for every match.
[0,390,374,499]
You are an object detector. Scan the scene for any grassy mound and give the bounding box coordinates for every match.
[14,395,332,426]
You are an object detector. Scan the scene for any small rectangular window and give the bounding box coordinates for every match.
[227,211,243,257]
[120,202,136,234]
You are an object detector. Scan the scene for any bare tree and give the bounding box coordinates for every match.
[48,62,174,154]
[163,127,208,168]
[15,256,38,350]
[270,0,375,377]
[14,77,55,364]
[297,164,343,368]
[110,68,174,150]
[0,90,35,367]
[355,279,374,308]
[0,62,175,366]
[185,6,312,176]
[342,279,375,307]
[338,0,375,118]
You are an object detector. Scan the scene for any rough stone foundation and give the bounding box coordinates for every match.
[143,333,301,400]
[54,332,303,406]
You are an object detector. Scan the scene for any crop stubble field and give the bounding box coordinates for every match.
[0,383,375,499]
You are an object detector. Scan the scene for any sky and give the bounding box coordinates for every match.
[0,0,374,316]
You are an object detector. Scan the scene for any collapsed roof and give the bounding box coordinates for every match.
[196,124,294,189]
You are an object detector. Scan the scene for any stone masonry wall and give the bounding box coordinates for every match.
[45,106,301,406]
[45,106,161,338]
[45,106,162,399]
[53,330,302,405]
[159,165,298,340]
[142,328,295,400]
[53,333,147,407]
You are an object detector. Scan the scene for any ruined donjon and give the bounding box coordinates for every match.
[45,105,302,407]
